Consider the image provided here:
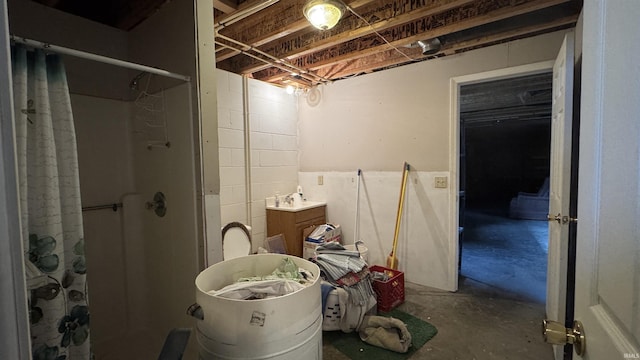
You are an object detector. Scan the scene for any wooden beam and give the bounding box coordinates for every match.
[440,15,577,54]
[215,0,379,66]
[115,0,170,30]
[284,0,570,73]
[215,0,377,62]
[228,0,571,75]
[254,13,577,83]
[33,0,63,6]
[319,15,578,78]
[213,0,238,14]
[224,0,477,73]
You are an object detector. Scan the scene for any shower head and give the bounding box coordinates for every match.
[129,71,148,90]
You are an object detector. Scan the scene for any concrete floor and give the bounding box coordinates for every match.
[322,278,554,359]
[323,208,553,359]
[461,208,548,303]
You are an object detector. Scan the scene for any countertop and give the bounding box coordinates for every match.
[265,200,326,212]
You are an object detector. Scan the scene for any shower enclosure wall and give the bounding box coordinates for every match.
[73,82,197,359]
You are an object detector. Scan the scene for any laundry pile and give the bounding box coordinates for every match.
[315,242,413,353]
[209,257,314,300]
[314,242,377,332]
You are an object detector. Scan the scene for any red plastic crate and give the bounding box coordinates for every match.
[370,265,405,312]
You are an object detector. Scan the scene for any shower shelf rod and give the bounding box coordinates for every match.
[10,35,191,82]
[82,203,123,212]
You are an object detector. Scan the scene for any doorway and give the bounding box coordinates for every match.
[458,72,552,303]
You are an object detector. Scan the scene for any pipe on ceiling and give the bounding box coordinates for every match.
[215,33,332,85]
[215,41,314,86]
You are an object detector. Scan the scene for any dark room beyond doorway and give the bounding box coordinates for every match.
[459,72,552,304]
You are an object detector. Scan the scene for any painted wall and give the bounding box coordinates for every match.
[298,30,569,172]
[217,69,299,252]
[300,170,451,289]
[298,30,571,291]
[72,95,138,358]
[130,83,197,358]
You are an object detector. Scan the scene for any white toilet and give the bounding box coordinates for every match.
[221,222,252,260]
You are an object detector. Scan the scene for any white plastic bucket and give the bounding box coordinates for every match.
[344,244,369,263]
[194,254,322,359]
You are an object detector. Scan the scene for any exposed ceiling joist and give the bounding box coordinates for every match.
[33,0,582,89]
[220,0,478,74]
[315,13,578,79]
[215,0,378,62]
[213,0,238,14]
[218,0,578,87]
[244,0,576,85]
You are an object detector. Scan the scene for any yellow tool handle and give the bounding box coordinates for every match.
[390,162,410,261]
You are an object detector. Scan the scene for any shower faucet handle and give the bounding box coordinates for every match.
[146,191,167,217]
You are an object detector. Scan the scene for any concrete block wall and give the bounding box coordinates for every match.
[217,70,298,251]
[217,70,246,226]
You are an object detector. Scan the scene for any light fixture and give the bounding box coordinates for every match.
[285,85,296,95]
[303,0,346,31]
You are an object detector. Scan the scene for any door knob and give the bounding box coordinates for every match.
[542,319,586,355]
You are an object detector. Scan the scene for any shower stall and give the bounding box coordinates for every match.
[5,0,213,358]
[74,79,199,359]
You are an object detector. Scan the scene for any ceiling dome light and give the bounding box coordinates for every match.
[303,0,346,31]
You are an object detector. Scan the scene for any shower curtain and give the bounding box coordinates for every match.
[12,45,91,359]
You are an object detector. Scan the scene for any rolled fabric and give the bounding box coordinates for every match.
[358,315,412,353]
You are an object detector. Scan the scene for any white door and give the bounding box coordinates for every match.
[547,31,574,360]
[571,0,640,358]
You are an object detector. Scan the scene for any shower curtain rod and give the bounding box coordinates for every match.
[10,35,191,82]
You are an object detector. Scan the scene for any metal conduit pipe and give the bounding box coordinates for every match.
[214,41,321,85]
[215,33,332,84]
[215,35,327,84]
[242,76,253,227]
[215,44,314,86]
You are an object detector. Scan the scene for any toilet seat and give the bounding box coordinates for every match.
[222,222,252,260]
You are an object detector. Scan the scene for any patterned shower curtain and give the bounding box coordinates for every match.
[12,45,91,360]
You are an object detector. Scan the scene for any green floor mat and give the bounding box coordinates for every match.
[324,308,438,359]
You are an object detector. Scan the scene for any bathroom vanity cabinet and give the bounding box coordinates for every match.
[266,204,326,257]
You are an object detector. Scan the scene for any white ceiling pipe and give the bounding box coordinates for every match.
[215,33,332,84]
[214,41,316,85]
